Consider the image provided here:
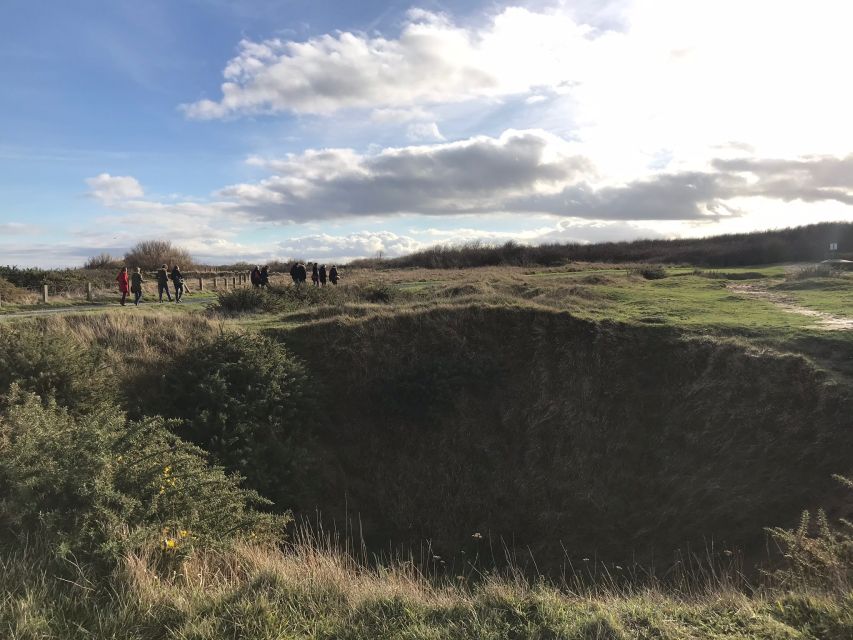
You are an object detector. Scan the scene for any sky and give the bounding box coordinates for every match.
[2,0,853,267]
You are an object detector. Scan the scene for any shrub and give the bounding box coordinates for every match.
[216,287,282,314]
[0,323,108,412]
[766,475,853,593]
[692,270,767,280]
[789,264,839,280]
[627,265,667,280]
[0,276,24,303]
[0,390,283,563]
[124,240,194,271]
[155,333,310,505]
[84,252,122,270]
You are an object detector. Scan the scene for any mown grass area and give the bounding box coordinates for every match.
[226,263,851,380]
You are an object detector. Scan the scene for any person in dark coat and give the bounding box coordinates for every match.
[329,265,339,285]
[116,267,129,306]
[311,263,319,287]
[260,266,270,287]
[289,262,299,284]
[156,264,172,302]
[296,263,307,284]
[130,267,144,306]
[319,264,327,286]
[250,266,262,287]
[170,265,184,303]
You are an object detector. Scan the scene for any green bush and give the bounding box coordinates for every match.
[0,389,283,563]
[766,475,853,593]
[216,287,282,313]
[627,265,668,280]
[0,323,108,412]
[156,332,310,505]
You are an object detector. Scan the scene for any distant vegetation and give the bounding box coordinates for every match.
[123,239,194,270]
[83,251,123,270]
[361,222,853,269]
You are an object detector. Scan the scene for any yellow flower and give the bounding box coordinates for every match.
[164,538,176,549]
[179,530,189,538]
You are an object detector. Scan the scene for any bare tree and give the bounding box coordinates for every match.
[124,240,195,270]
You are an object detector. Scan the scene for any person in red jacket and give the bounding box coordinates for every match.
[116,267,130,306]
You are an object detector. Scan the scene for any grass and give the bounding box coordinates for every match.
[2,261,853,637]
[2,533,852,639]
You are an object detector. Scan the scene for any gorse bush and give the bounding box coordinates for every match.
[156,332,309,505]
[0,323,108,412]
[0,389,283,563]
[216,287,282,313]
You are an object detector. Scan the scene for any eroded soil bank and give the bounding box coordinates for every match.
[273,305,853,569]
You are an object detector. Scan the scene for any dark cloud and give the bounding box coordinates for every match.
[712,155,853,205]
[503,172,743,220]
[220,130,595,220]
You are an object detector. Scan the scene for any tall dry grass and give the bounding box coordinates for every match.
[2,527,850,639]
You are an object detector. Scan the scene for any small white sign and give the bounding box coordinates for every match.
[829,243,838,251]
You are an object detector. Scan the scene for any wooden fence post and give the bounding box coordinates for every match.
[198,276,204,291]
[222,277,228,290]
[232,276,237,288]
[213,276,218,289]
[42,285,49,303]
[86,282,93,301]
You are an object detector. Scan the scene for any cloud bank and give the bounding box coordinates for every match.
[182,7,590,119]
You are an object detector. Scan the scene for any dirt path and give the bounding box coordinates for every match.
[0,294,218,320]
[728,283,853,330]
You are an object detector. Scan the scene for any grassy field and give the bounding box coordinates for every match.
[1,261,852,638]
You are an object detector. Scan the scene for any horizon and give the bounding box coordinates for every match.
[3,0,853,267]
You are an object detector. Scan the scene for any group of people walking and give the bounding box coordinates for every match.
[289,262,339,287]
[116,261,341,305]
[115,264,184,306]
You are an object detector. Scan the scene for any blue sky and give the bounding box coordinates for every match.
[2,0,853,266]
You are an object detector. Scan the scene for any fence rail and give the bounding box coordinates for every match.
[8,270,286,303]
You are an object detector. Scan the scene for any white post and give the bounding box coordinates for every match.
[42,285,49,303]
[86,282,93,301]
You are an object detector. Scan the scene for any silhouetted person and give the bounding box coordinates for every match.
[311,263,319,287]
[289,262,299,284]
[296,263,307,284]
[156,264,172,302]
[260,265,270,287]
[116,267,129,306]
[319,264,327,286]
[329,265,339,285]
[130,267,144,306]
[170,265,184,303]
[251,266,262,287]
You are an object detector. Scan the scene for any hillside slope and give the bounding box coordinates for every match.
[274,305,853,568]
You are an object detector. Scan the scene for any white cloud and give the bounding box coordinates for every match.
[0,221,40,235]
[181,6,596,118]
[85,173,144,204]
[276,231,423,261]
[406,122,445,141]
